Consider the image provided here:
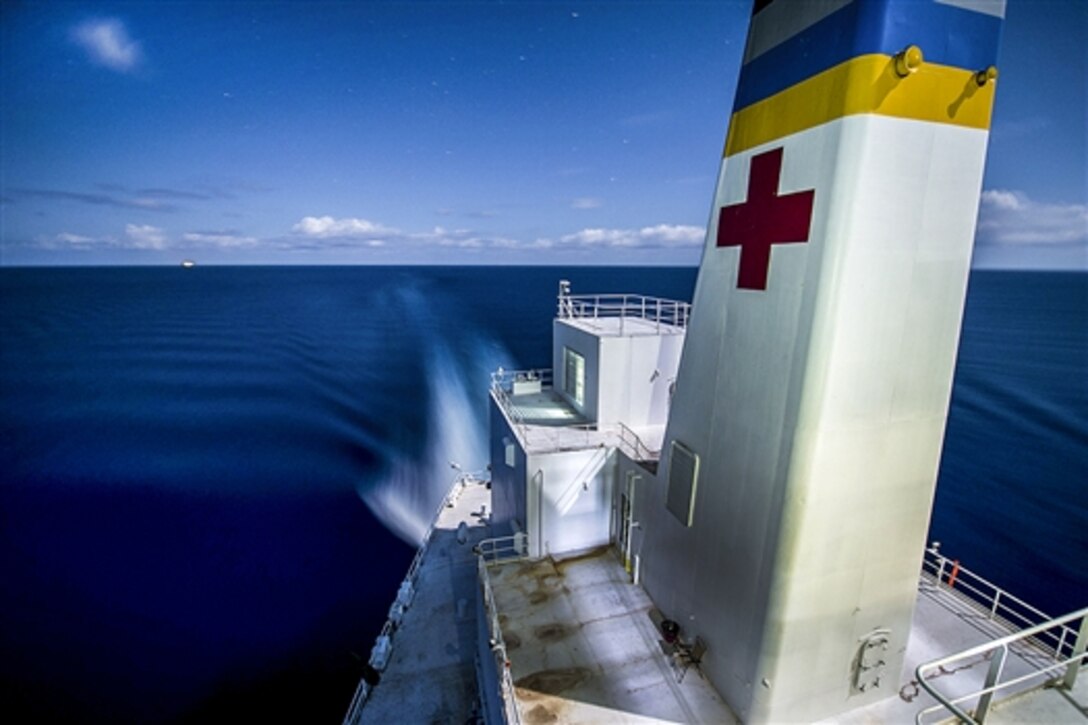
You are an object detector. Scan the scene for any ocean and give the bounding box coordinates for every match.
[1,266,1084,722]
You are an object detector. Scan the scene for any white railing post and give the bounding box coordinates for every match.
[1062,613,1087,689]
[554,293,689,333]
[916,605,1088,724]
[990,590,1002,620]
[476,537,526,725]
[975,645,1008,722]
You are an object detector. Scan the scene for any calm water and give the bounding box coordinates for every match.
[1,266,1084,722]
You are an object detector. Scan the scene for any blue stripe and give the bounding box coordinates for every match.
[735,0,1002,112]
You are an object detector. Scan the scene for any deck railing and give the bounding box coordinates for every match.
[490,368,553,395]
[490,368,550,429]
[915,605,1088,723]
[489,367,561,441]
[557,292,690,334]
[477,535,529,724]
[921,544,1081,658]
[616,421,660,461]
[491,368,660,460]
[477,532,529,564]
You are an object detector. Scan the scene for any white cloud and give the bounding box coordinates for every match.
[283,214,704,256]
[977,190,1088,246]
[288,216,523,251]
[182,232,258,248]
[415,226,515,250]
[125,223,167,249]
[40,225,175,251]
[638,224,705,245]
[292,216,396,239]
[71,19,142,73]
[55,232,97,245]
[571,197,603,210]
[35,231,112,250]
[980,189,1022,211]
[557,224,705,248]
[561,228,636,246]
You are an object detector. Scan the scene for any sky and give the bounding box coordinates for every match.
[1,0,1085,268]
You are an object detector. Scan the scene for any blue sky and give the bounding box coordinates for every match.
[1,0,1084,267]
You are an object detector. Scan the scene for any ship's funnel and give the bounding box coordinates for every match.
[639,1,1005,721]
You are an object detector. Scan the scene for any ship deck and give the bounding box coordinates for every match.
[504,389,587,427]
[356,477,493,723]
[486,547,737,724]
[484,545,1085,725]
[354,480,1085,724]
[501,387,666,458]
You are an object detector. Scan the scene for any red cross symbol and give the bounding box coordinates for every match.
[717,147,815,291]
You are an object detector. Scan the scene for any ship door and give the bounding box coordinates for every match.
[617,471,639,574]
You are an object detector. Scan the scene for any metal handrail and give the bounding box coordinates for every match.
[556,292,691,332]
[921,545,1079,658]
[478,553,524,724]
[616,421,659,461]
[490,368,553,392]
[477,532,529,564]
[490,369,552,427]
[490,369,595,449]
[915,605,1088,724]
[493,378,661,457]
[491,370,662,461]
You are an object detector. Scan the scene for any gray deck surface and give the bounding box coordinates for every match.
[985,670,1087,723]
[488,548,737,724]
[360,479,492,724]
[507,390,586,427]
[487,546,1083,725]
[503,389,666,457]
[358,478,1084,724]
[824,581,1082,724]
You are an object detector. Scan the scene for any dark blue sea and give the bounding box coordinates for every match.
[1,266,1085,722]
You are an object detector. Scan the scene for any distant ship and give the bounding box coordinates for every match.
[181,259,196,268]
[345,1,1086,723]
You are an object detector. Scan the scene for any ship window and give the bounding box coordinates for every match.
[503,437,516,468]
[563,347,585,407]
[666,441,699,527]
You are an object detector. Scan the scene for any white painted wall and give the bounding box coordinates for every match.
[554,319,685,428]
[640,114,992,723]
[527,448,615,557]
[597,332,684,428]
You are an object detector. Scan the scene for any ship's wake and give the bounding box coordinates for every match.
[356,286,511,545]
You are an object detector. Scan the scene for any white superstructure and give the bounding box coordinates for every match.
[489,290,687,559]
[344,2,1087,723]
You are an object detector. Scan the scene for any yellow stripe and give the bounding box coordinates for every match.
[725,54,996,157]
